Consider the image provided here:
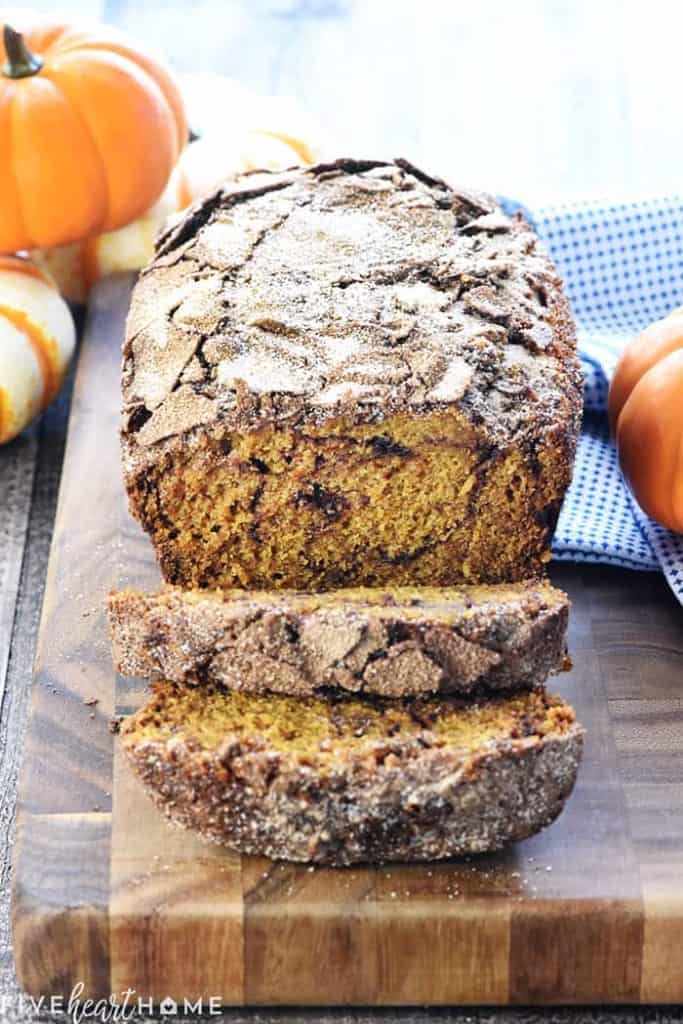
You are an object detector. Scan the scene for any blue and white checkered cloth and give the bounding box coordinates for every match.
[500,195,683,605]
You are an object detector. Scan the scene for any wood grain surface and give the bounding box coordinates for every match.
[9,275,683,1009]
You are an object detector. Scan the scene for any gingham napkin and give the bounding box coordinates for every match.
[500,195,683,605]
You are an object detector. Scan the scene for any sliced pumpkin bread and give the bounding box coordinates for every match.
[121,683,583,865]
[109,580,569,699]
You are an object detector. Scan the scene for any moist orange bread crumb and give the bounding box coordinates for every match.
[125,685,578,761]
[127,409,572,590]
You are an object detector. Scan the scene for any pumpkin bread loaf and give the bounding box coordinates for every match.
[121,684,583,865]
[109,580,569,699]
[122,158,582,591]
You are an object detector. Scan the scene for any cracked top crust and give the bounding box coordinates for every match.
[122,158,581,471]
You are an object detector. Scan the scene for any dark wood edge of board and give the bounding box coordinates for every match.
[9,276,133,1001]
[12,813,112,999]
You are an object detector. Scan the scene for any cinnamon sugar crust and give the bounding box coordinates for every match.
[109,580,569,698]
[121,683,583,865]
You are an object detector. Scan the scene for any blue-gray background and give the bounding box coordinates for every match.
[23,0,683,202]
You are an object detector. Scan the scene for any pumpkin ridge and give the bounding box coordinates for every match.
[11,73,109,247]
[0,85,30,248]
[0,387,15,445]
[647,349,683,531]
[65,41,186,155]
[38,64,112,236]
[673,408,683,530]
[19,24,72,62]
[36,27,66,57]
[0,305,60,410]
[69,44,180,148]
[45,49,176,231]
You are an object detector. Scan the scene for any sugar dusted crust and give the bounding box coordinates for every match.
[122,158,580,453]
[109,580,569,698]
[121,159,582,592]
[121,685,584,865]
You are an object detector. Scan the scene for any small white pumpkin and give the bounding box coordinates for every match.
[178,73,323,165]
[32,189,177,304]
[168,130,313,210]
[0,255,76,443]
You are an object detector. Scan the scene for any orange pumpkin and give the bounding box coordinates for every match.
[609,307,683,532]
[0,12,187,251]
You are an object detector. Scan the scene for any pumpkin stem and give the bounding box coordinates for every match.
[2,25,43,79]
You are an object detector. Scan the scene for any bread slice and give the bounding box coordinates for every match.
[120,684,583,865]
[109,580,569,699]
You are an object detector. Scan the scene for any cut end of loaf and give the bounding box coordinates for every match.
[121,684,583,865]
[125,408,573,592]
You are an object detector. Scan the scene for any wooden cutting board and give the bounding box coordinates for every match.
[11,275,683,1007]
